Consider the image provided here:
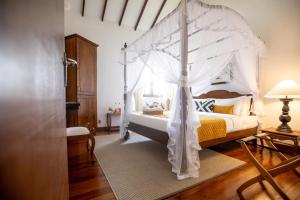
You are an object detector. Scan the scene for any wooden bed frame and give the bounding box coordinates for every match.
[125,90,258,148]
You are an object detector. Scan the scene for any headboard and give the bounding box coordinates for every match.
[193,90,253,114]
[193,90,252,99]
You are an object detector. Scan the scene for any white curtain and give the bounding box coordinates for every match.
[120,0,265,180]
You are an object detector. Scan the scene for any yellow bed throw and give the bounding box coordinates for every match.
[197,117,227,142]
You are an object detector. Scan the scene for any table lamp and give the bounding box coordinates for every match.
[265,80,300,133]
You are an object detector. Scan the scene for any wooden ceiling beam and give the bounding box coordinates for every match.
[101,0,108,21]
[134,0,148,31]
[150,0,167,29]
[119,0,129,26]
[81,0,85,17]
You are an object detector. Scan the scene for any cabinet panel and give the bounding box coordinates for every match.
[66,109,78,127]
[78,95,89,126]
[77,38,97,95]
[78,95,97,128]
[65,37,77,102]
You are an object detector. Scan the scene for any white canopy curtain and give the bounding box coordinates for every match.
[120,0,265,180]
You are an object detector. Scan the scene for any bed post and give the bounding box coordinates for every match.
[122,42,130,140]
[179,0,188,175]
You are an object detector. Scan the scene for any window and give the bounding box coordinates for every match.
[143,69,164,97]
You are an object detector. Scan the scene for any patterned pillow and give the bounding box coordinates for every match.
[194,99,215,112]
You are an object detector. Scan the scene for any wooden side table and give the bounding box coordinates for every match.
[261,128,300,155]
[106,112,121,133]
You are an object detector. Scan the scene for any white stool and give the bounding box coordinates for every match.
[66,126,95,159]
[67,127,90,136]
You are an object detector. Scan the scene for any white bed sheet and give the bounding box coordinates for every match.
[128,112,258,134]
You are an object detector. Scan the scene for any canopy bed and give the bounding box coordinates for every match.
[126,90,258,148]
[120,0,265,180]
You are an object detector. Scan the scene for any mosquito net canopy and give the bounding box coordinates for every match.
[120,0,265,180]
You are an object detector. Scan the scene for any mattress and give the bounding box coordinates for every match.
[128,112,258,134]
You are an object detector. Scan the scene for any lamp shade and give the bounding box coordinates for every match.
[265,80,300,99]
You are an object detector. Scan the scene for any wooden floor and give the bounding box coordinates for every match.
[68,132,300,200]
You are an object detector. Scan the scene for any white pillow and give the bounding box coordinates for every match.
[239,96,252,116]
[212,96,252,116]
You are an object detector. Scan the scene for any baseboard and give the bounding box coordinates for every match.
[96,127,106,132]
[97,126,120,132]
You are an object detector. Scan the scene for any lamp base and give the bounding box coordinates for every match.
[277,98,293,133]
[276,124,292,133]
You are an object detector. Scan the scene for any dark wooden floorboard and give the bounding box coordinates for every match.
[68,132,300,200]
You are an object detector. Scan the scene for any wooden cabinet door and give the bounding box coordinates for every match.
[78,95,97,128]
[0,0,69,199]
[78,95,90,126]
[77,38,97,95]
[66,109,78,127]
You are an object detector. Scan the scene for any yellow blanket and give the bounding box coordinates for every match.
[146,112,226,142]
[197,117,227,142]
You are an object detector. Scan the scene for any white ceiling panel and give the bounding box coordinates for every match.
[85,0,103,18]
[137,0,162,31]
[66,0,180,31]
[156,0,180,23]
[105,0,125,23]
[122,0,145,29]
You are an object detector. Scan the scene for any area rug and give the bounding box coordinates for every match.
[94,133,245,200]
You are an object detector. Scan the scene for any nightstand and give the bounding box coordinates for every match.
[106,112,121,133]
[261,128,300,155]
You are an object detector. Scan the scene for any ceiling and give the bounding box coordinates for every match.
[65,0,181,32]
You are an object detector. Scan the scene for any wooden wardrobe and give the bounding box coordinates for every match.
[65,34,98,129]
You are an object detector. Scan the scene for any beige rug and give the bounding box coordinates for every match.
[94,133,245,200]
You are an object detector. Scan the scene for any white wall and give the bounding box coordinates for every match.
[202,0,300,130]
[65,11,143,127]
